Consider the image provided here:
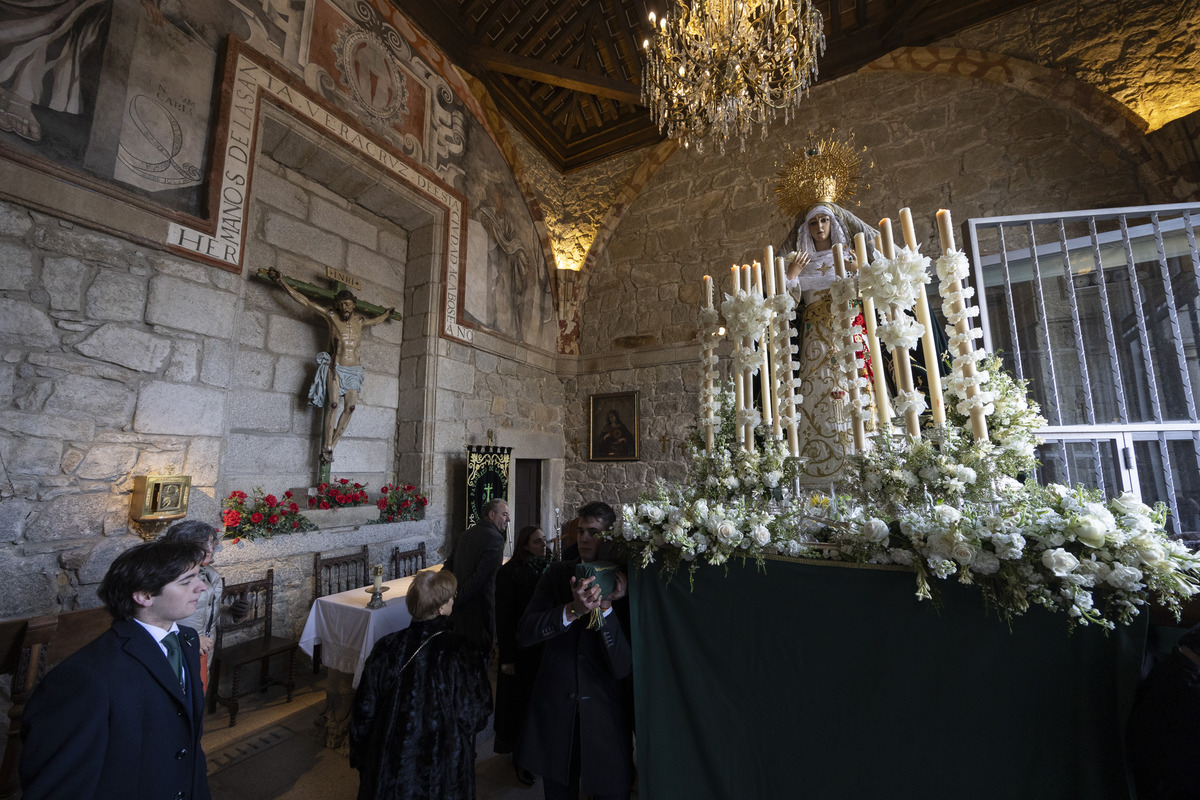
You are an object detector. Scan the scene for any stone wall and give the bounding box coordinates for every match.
[561,347,700,512]
[948,0,1200,132]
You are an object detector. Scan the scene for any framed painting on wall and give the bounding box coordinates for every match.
[589,391,638,461]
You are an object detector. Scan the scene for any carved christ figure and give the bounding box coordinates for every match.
[268,268,394,463]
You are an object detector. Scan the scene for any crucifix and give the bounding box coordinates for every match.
[261,268,400,483]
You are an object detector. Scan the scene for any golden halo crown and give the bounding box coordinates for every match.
[774,133,870,219]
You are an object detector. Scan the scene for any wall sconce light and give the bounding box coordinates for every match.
[130,474,192,522]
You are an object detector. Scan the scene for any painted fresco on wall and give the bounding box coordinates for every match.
[0,0,296,214]
[459,109,556,353]
[0,0,464,219]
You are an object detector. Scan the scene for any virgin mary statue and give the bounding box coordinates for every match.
[784,201,878,481]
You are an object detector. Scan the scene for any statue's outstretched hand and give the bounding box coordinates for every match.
[267,267,282,285]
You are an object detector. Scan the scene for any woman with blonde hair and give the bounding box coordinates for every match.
[350,569,491,800]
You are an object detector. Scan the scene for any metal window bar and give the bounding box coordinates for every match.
[1025,221,1069,473]
[1055,219,1103,494]
[1119,214,1177,533]
[967,202,1200,539]
[1087,217,1129,424]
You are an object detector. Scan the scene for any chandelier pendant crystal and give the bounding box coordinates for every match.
[641,0,826,155]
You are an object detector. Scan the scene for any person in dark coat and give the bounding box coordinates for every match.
[494,525,551,781]
[349,568,491,800]
[516,501,633,800]
[1127,623,1200,799]
[445,498,508,655]
[20,538,211,800]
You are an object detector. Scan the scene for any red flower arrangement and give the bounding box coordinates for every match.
[222,488,312,541]
[377,483,430,522]
[308,478,370,510]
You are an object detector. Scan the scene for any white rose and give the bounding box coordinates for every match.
[714,519,740,545]
[646,505,665,524]
[951,542,976,565]
[1111,492,1151,517]
[1106,562,1144,591]
[933,505,962,526]
[1131,533,1167,566]
[752,524,771,546]
[863,518,890,543]
[1041,548,1080,576]
[1068,515,1108,549]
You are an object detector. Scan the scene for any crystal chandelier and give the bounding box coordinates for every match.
[641,0,826,154]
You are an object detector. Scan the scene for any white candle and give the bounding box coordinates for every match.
[937,209,989,442]
[373,569,383,593]
[771,257,787,442]
[741,265,755,452]
[880,218,921,438]
[900,209,946,426]
[854,234,892,431]
[754,261,774,431]
[702,275,715,453]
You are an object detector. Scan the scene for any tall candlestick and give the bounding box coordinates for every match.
[763,247,776,296]
[879,218,921,437]
[373,564,383,592]
[900,209,946,426]
[702,275,715,453]
[754,262,774,431]
[834,245,865,452]
[937,209,989,442]
[775,257,799,456]
[771,257,787,442]
[854,234,892,431]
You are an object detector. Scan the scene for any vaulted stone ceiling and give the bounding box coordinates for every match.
[392,0,1041,171]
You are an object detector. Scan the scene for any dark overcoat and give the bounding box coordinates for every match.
[349,616,491,800]
[446,518,505,652]
[20,618,210,800]
[493,555,546,752]
[515,560,634,796]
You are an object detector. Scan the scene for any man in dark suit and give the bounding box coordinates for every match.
[446,498,508,655]
[20,537,211,800]
[516,501,633,800]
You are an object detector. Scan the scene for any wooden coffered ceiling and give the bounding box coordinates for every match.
[392,0,1038,172]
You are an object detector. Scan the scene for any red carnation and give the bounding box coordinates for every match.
[354,482,363,489]
[337,494,348,504]
[420,497,428,506]
[404,485,414,492]
[308,497,316,508]
[250,512,264,524]
[292,520,300,528]
[339,478,350,485]
[222,509,241,528]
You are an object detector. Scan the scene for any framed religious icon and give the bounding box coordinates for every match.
[590,392,639,461]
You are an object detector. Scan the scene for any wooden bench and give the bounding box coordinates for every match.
[0,606,113,799]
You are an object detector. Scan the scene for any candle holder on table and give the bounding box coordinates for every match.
[365,585,389,609]
[366,563,387,609]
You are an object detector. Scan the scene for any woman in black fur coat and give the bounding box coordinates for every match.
[349,569,491,800]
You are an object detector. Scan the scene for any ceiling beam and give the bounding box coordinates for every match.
[476,46,644,105]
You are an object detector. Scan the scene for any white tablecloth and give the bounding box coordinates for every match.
[299,568,435,687]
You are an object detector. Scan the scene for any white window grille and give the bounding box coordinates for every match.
[966,203,1200,539]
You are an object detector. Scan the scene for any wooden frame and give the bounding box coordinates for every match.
[589,391,639,461]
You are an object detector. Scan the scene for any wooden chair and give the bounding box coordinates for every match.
[389,541,427,580]
[311,545,370,672]
[0,606,113,797]
[208,569,298,727]
[313,545,370,598]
